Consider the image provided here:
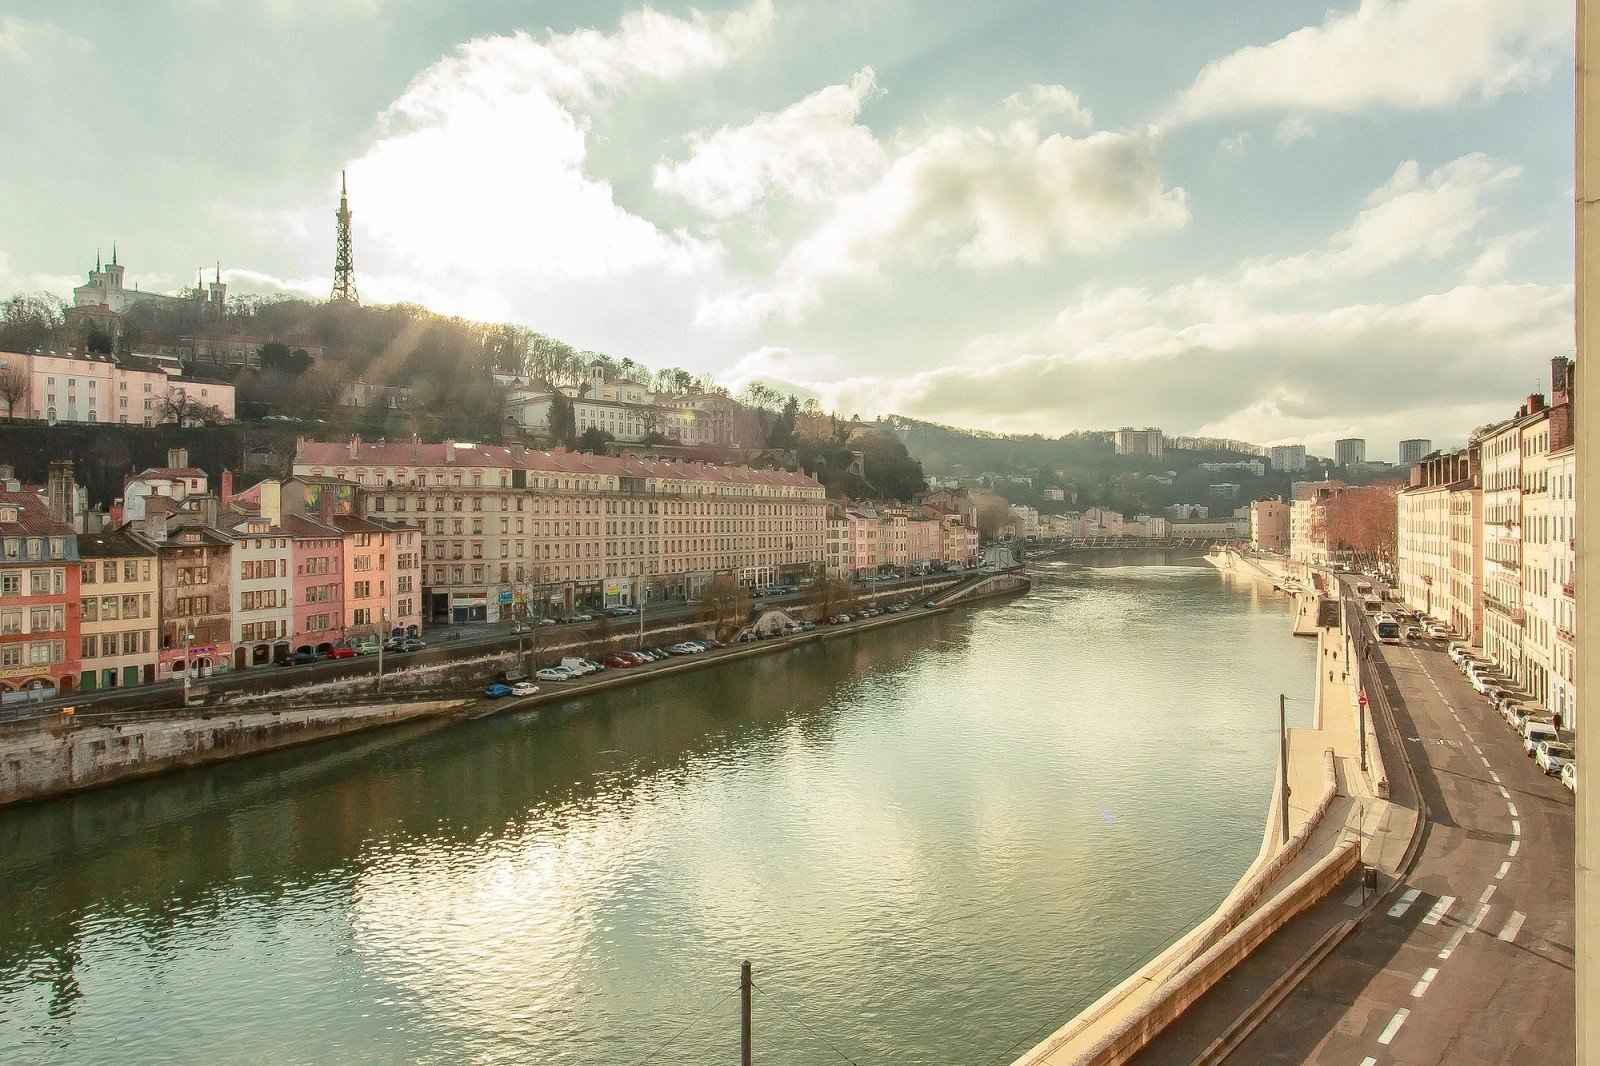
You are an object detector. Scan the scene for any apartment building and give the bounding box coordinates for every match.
[293,439,828,624]
[142,511,234,680]
[1268,445,1307,472]
[1552,438,1577,729]
[1520,411,1555,707]
[1398,455,1456,622]
[1114,427,1164,459]
[0,491,80,697]
[0,350,235,426]
[221,512,294,668]
[1445,449,1484,648]
[1478,409,1528,691]
[124,449,209,522]
[1250,499,1290,554]
[1289,481,1345,567]
[75,528,160,690]
[1334,438,1366,467]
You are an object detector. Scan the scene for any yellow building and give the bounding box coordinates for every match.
[75,527,161,690]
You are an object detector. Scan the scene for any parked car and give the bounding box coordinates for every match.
[399,638,427,653]
[703,638,724,648]
[1535,740,1574,775]
[538,617,559,626]
[1427,623,1451,640]
[1404,625,1424,641]
[828,614,850,624]
[571,613,594,623]
[667,642,699,656]
[560,657,594,676]
[737,631,756,643]
[484,682,514,699]
[800,620,817,631]
[1510,705,1550,732]
[511,622,531,635]
[1561,762,1577,793]
[279,649,319,667]
[603,654,636,668]
[510,681,540,697]
[328,645,357,660]
[924,600,940,608]
[623,651,651,665]
[535,667,574,682]
[1523,721,1560,757]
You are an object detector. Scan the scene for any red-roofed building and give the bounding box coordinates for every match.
[124,447,210,521]
[0,491,81,698]
[293,436,826,623]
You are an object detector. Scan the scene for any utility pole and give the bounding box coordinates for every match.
[1358,689,1369,773]
[182,630,194,705]
[740,959,752,1066]
[1279,693,1290,846]
[376,607,385,693]
[638,574,646,649]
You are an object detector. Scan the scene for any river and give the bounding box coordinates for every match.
[0,559,1314,1065]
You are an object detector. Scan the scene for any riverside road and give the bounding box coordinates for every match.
[1133,577,1575,1065]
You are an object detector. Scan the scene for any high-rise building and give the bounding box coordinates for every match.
[1334,438,1366,467]
[1114,427,1164,459]
[1268,444,1307,472]
[1398,438,1433,464]
[1249,499,1290,554]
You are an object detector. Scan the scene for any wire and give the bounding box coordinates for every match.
[750,979,865,1066]
[623,984,742,1066]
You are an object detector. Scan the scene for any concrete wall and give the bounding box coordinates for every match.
[0,699,462,806]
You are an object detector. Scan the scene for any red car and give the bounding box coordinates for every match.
[602,653,636,668]
[327,646,356,659]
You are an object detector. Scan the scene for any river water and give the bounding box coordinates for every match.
[0,559,1314,1065]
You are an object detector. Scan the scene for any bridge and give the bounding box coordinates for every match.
[1024,536,1245,560]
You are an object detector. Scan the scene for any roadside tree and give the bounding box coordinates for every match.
[699,575,751,641]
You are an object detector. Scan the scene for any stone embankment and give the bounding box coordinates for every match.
[1,571,1030,807]
[1010,553,1415,1066]
[0,700,464,807]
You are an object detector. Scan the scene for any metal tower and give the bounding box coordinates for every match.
[330,170,360,304]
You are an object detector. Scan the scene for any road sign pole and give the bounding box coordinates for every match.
[1358,689,1369,772]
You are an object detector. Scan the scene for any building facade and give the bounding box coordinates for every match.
[1479,410,1529,691]
[1334,438,1366,467]
[1398,438,1433,465]
[1268,444,1308,472]
[223,513,294,668]
[1250,499,1290,554]
[75,528,160,690]
[0,492,81,697]
[1398,458,1453,621]
[1114,427,1165,459]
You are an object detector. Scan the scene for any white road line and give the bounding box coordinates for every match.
[1490,771,1501,783]
[1468,903,1492,932]
[1512,820,1521,837]
[1361,1058,1378,1066]
[1498,785,1510,798]
[1496,861,1510,880]
[1389,888,1422,918]
[1481,756,1491,767]
[1507,802,1519,817]
[1498,911,1526,942]
[1378,1008,1411,1045]
[1479,884,1497,905]
[1509,839,1521,857]
[1421,895,1456,926]
[1411,967,1440,998]
[1438,926,1468,960]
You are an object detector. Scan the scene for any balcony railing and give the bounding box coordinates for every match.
[1563,582,1575,599]
[1557,626,1575,644]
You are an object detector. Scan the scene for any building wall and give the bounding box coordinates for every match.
[1551,446,1577,728]
[156,534,232,678]
[77,550,158,690]
[1398,485,1448,619]
[1520,416,1554,708]
[1447,482,1483,647]
[1249,499,1290,553]
[0,543,80,694]
[291,530,344,652]
[230,521,293,665]
[1480,418,1525,688]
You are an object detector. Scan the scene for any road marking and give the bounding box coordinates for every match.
[1468,903,1492,932]
[1511,820,1521,837]
[1360,1059,1377,1066]
[1411,967,1440,998]
[1479,884,1497,904]
[1490,771,1501,783]
[1498,911,1526,942]
[1507,802,1519,817]
[1421,895,1456,926]
[1509,839,1521,857]
[1438,926,1468,960]
[1497,785,1510,798]
[1496,861,1510,880]
[1481,756,1491,767]
[1378,1008,1410,1045]
[1388,888,1422,918]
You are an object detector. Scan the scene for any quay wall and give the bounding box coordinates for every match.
[0,700,464,808]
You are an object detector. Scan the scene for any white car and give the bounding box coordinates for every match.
[1523,722,1560,756]
[510,681,540,697]
[1535,740,1573,775]
[1427,623,1451,640]
[535,667,574,682]
[1561,762,1576,793]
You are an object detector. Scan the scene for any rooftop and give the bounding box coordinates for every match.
[77,527,158,558]
[0,491,74,537]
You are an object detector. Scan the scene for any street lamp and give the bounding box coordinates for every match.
[182,630,194,704]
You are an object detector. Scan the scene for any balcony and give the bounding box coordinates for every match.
[1557,626,1575,644]
[1563,582,1575,599]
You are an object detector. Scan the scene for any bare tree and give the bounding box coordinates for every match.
[699,575,752,640]
[804,576,857,620]
[159,388,225,426]
[0,363,29,418]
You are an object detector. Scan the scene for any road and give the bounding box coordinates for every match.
[1139,578,1575,1065]
[1,570,968,721]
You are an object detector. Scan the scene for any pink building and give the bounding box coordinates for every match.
[907,515,942,564]
[0,350,233,425]
[846,508,880,576]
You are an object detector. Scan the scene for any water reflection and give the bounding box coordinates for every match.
[0,561,1313,1065]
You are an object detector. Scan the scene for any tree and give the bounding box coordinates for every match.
[549,391,577,446]
[1321,483,1401,562]
[576,427,614,453]
[0,292,67,352]
[804,576,857,620]
[159,388,225,426]
[973,493,1014,539]
[699,575,751,640]
[86,328,114,355]
[260,342,312,376]
[0,362,29,418]
[767,395,800,448]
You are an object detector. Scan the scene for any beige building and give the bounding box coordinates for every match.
[75,527,161,690]
[1477,404,1536,691]
[1397,468,1450,621]
[1249,498,1290,554]
[294,438,828,623]
[1520,410,1555,707]
[1445,450,1484,648]
[1289,481,1344,567]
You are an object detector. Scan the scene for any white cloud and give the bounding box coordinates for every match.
[699,122,1188,326]
[0,15,91,63]
[1274,116,1314,144]
[1237,153,1520,289]
[1001,84,1094,127]
[653,67,886,218]
[319,1,779,341]
[1463,227,1539,283]
[1219,131,1251,155]
[1168,0,1570,125]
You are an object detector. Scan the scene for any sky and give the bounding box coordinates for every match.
[0,0,1575,459]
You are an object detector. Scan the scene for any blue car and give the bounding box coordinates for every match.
[483,682,514,699]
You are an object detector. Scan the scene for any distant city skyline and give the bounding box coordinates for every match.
[0,0,1572,458]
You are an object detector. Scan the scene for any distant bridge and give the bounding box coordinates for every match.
[1024,536,1245,558]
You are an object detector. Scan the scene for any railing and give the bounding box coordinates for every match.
[1557,626,1575,644]
[1563,582,1575,598]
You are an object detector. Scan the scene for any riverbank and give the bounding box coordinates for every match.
[1010,554,1418,1066]
[0,571,1029,807]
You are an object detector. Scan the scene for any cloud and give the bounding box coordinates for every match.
[1274,117,1314,144]
[1236,153,1520,289]
[0,15,91,63]
[653,67,886,217]
[1463,227,1539,283]
[1218,131,1251,156]
[1001,84,1094,127]
[1168,0,1569,126]
[699,122,1188,326]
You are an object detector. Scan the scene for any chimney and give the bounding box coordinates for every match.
[319,487,333,522]
[168,447,188,469]
[221,469,234,508]
[199,495,219,528]
[1551,356,1572,405]
[47,459,74,525]
[349,434,361,460]
[143,510,168,543]
[1526,392,1545,414]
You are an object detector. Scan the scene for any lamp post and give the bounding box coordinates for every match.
[182,630,194,704]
